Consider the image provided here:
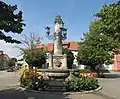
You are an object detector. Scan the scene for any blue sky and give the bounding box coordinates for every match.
[4,0,118,42]
[1,0,119,58]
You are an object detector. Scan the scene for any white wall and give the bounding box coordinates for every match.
[102,64,114,70]
[71,51,85,69]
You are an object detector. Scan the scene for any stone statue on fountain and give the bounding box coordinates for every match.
[45,15,67,70]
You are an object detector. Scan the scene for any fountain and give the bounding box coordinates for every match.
[38,15,70,91]
[38,15,78,91]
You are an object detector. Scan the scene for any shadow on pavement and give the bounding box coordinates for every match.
[104,73,120,79]
[0,88,70,99]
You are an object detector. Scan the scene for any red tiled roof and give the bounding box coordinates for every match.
[62,42,70,45]
[37,41,79,51]
[68,42,79,51]
[0,53,9,60]
[45,43,53,51]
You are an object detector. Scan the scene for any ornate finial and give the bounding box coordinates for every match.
[54,15,63,24]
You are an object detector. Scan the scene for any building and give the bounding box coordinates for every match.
[37,41,84,69]
[37,41,120,71]
[114,54,120,71]
[0,51,10,70]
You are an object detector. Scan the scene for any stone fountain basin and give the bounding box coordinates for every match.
[37,69,70,79]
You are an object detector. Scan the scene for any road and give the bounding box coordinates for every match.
[0,71,19,90]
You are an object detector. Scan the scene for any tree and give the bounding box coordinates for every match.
[77,32,119,71]
[0,58,5,69]
[0,1,25,43]
[8,58,17,67]
[77,1,120,75]
[18,32,43,54]
[24,48,46,68]
[93,1,120,41]
[63,48,75,69]
[17,33,46,68]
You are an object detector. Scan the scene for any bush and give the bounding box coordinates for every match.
[65,72,99,92]
[20,69,47,90]
[8,58,17,67]
[24,48,46,68]
[63,48,75,69]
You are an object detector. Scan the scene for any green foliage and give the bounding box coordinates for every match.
[20,69,47,90]
[0,1,25,43]
[77,32,119,71]
[17,33,45,68]
[93,1,120,41]
[17,33,43,55]
[8,58,17,67]
[65,72,99,92]
[0,57,5,65]
[24,48,46,68]
[63,48,75,69]
[77,1,120,71]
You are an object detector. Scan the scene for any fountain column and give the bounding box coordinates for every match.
[54,21,63,55]
[48,54,53,69]
[44,15,70,91]
[53,16,67,69]
[45,15,68,69]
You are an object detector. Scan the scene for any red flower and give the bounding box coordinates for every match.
[92,73,96,78]
[23,76,30,81]
[90,71,93,76]
[32,72,39,77]
[29,69,33,74]
[86,77,90,80]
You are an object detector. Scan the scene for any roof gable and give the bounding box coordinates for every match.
[37,41,79,51]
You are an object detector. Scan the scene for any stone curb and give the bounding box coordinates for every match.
[64,86,102,95]
[18,85,102,95]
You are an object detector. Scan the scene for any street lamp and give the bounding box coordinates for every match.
[44,15,68,69]
[45,24,67,41]
[45,26,50,36]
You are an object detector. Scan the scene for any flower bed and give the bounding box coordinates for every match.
[20,69,100,92]
[65,72,99,92]
[20,69,47,90]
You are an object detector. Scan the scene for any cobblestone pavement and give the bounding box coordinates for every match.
[0,71,120,99]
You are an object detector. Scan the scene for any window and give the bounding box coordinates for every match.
[63,45,68,48]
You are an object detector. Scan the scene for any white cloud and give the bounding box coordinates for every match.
[0,40,21,59]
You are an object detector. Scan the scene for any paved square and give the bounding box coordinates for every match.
[0,71,120,99]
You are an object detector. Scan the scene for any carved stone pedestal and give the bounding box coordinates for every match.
[38,69,70,92]
[45,79,66,92]
[48,54,67,69]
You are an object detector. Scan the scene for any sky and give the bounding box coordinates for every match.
[0,0,118,58]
